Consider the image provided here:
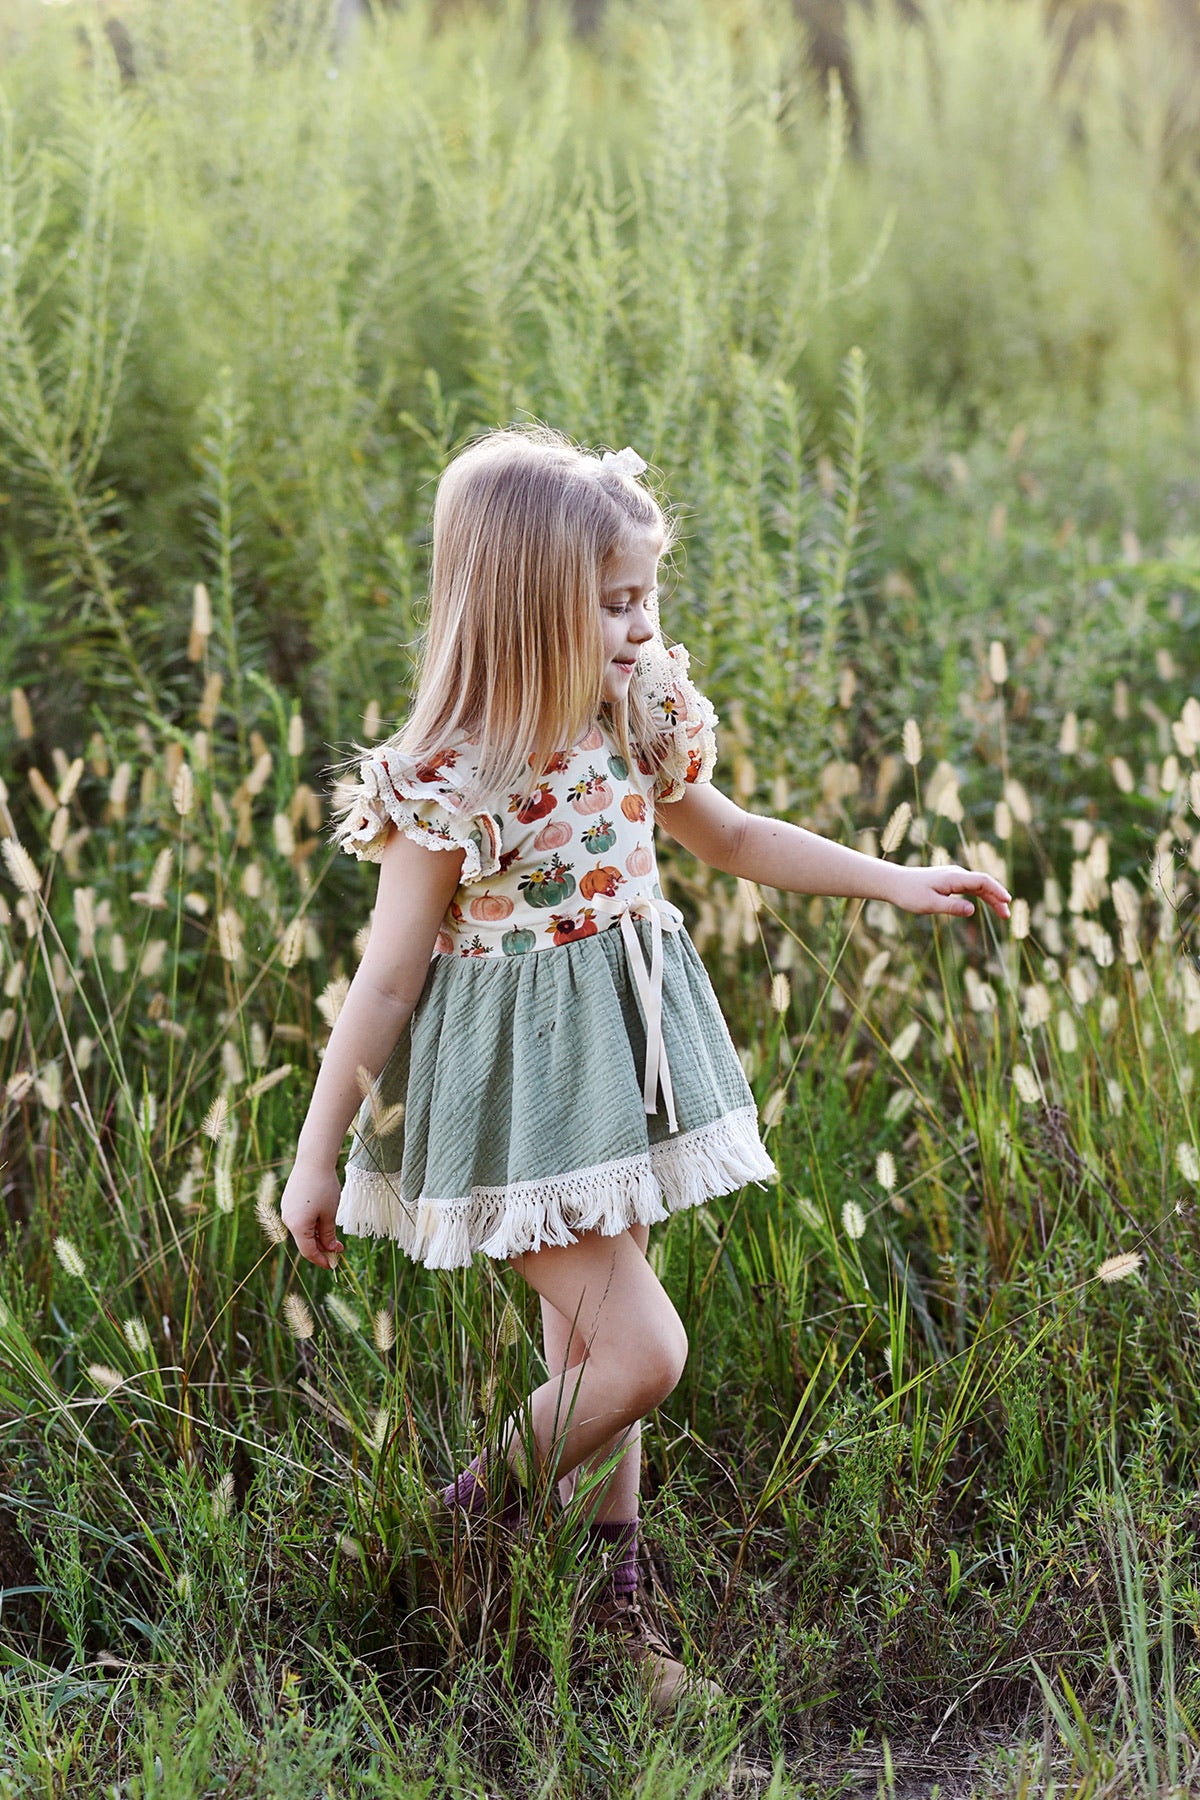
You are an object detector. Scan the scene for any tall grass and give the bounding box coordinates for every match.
[1,0,1200,1793]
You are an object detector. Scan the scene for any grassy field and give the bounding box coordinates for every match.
[1,1,1200,1794]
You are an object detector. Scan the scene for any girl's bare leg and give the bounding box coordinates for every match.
[500,1226,685,1511]
[539,1223,648,1520]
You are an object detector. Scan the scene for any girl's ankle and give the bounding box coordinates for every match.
[441,1449,523,1526]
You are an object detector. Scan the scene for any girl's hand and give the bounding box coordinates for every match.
[888,862,1011,921]
[281,1158,345,1269]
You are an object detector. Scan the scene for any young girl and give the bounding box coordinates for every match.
[281,428,1010,1714]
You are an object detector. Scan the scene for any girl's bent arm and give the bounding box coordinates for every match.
[659,782,1010,920]
[281,830,465,1266]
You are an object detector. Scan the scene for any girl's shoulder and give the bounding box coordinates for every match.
[329,736,503,881]
[632,636,720,803]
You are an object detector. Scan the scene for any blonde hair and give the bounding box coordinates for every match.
[350,425,675,802]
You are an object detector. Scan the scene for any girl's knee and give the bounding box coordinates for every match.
[629,1313,688,1412]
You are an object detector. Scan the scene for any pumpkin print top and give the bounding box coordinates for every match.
[331,639,718,961]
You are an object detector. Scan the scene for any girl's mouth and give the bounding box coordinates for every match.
[612,658,635,674]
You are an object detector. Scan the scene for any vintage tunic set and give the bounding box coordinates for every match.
[331,634,776,1269]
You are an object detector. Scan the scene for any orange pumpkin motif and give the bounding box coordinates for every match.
[468,890,514,923]
[534,818,573,851]
[625,844,653,877]
[579,725,604,751]
[434,930,454,956]
[580,865,624,900]
[620,793,646,823]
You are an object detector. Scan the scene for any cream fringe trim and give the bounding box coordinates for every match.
[335,1104,776,1270]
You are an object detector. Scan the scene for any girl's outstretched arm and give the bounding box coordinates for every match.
[659,782,1011,921]
[281,831,466,1268]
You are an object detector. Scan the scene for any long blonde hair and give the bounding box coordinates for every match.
[348,426,675,803]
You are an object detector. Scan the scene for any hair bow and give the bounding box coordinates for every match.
[600,446,647,478]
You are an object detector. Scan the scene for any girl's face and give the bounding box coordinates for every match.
[599,530,660,705]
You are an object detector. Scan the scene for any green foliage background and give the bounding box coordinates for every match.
[1,0,1199,1793]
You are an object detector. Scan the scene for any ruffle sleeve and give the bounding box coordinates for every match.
[329,743,504,885]
[635,637,719,805]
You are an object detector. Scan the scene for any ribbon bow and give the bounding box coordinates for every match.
[617,893,684,1135]
[601,446,647,479]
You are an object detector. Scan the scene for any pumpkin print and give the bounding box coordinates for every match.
[534,818,573,851]
[529,747,573,775]
[685,748,704,782]
[548,908,598,945]
[508,782,557,824]
[434,929,454,956]
[502,925,535,955]
[414,747,459,784]
[621,792,646,823]
[581,816,617,856]
[469,890,514,923]
[608,753,629,780]
[461,935,491,957]
[569,767,613,815]
[625,844,654,877]
[448,902,464,930]
[580,865,624,900]
[579,725,604,751]
[519,854,576,909]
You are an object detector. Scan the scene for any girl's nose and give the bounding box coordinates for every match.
[629,605,655,644]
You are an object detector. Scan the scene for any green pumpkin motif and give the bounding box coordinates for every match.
[581,815,617,856]
[519,855,577,909]
[502,926,536,955]
[608,753,629,781]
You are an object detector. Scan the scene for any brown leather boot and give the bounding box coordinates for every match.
[588,1576,723,1716]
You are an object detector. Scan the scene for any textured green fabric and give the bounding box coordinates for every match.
[336,919,776,1267]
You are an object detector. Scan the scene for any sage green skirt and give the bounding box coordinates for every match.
[335,919,776,1269]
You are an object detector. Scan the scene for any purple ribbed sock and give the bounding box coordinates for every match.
[585,1518,640,1598]
[441,1450,522,1526]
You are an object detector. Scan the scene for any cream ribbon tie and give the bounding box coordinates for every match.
[616,893,684,1135]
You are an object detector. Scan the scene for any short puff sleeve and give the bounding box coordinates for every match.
[329,744,504,884]
[636,638,719,804]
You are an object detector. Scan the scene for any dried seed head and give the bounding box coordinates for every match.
[1059,712,1079,755]
[372,1307,396,1353]
[881,802,912,856]
[902,719,922,767]
[770,972,791,1014]
[988,641,1008,685]
[1022,983,1052,1029]
[214,1165,235,1213]
[279,918,306,969]
[221,1041,245,1086]
[245,1064,293,1101]
[841,1199,867,1241]
[993,800,1013,842]
[1111,878,1139,927]
[326,1292,361,1333]
[245,751,273,798]
[1010,897,1030,940]
[1,837,42,895]
[362,700,381,741]
[1096,1251,1142,1285]
[123,1315,152,1356]
[88,1363,124,1393]
[889,1021,921,1064]
[54,1235,87,1279]
[216,909,244,963]
[283,1293,315,1339]
[875,1151,897,1191]
[1013,1063,1042,1105]
[287,713,305,758]
[202,1092,229,1142]
[761,1088,787,1130]
[198,673,223,730]
[273,813,295,859]
[1177,1142,1200,1186]
[172,763,195,817]
[191,582,212,639]
[1056,1011,1079,1054]
[317,978,349,1029]
[1110,757,1135,795]
[212,1471,235,1522]
[10,688,33,741]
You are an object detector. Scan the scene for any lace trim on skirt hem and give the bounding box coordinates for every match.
[335,1104,776,1269]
